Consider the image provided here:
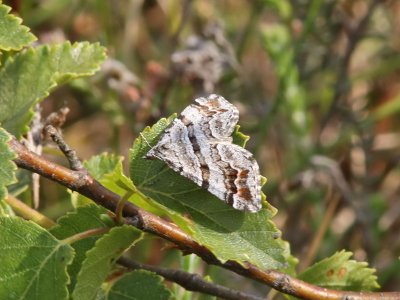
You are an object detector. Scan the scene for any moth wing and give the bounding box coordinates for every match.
[146,119,204,187]
[201,143,262,212]
[181,94,239,140]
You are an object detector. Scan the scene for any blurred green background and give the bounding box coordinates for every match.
[7,0,400,294]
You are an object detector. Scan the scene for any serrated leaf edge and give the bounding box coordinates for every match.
[0,3,37,51]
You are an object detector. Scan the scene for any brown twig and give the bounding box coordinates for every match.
[43,107,70,131]
[45,125,84,171]
[118,257,264,300]
[8,137,400,300]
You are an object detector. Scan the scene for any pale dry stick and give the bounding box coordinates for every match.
[299,155,373,269]
[25,106,70,208]
[25,105,43,209]
[310,155,374,253]
[8,137,400,300]
[311,155,369,224]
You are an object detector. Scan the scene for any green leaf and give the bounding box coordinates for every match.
[102,157,176,216]
[106,270,171,300]
[0,128,17,201]
[72,225,143,300]
[0,41,106,136]
[50,205,112,292]
[75,152,190,228]
[84,153,123,178]
[0,3,36,51]
[299,250,380,291]
[0,216,74,300]
[129,116,289,270]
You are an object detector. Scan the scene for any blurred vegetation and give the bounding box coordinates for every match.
[7,0,400,294]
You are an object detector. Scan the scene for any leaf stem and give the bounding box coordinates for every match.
[5,195,56,229]
[115,188,134,224]
[61,227,110,245]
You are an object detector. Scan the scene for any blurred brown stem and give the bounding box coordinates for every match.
[8,137,400,300]
[319,0,380,135]
[300,192,340,271]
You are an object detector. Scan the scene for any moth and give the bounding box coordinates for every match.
[146,94,262,212]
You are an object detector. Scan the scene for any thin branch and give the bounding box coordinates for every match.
[8,137,400,300]
[118,257,264,300]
